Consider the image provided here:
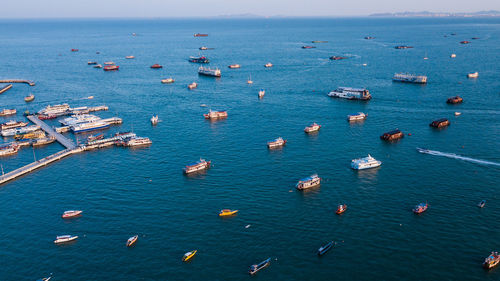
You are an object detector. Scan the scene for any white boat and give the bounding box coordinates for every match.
[296,174,321,190]
[125,137,152,147]
[54,235,78,244]
[450,54,456,58]
[59,114,101,126]
[1,125,40,137]
[38,104,70,115]
[161,78,175,84]
[304,123,321,133]
[258,89,265,98]
[0,144,19,157]
[151,115,159,125]
[455,112,461,116]
[328,87,371,100]
[188,82,198,89]
[467,72,478,78]
[183,159,211,174]
[351,154,382,170]
[0,109,17,116]
[347,112,367,121]
[125,56,135,59]
[62,210,82,218]
[265,62,273,68]
[247,75,253,84]
[1,120,28,130]
[204,110,227,119]
[198,66,221,77]
[71,121,110,133]
[267,137,286,149]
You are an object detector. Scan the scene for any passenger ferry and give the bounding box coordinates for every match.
[413,203,428,214]
[124,137,152,147]
[60,114,100,126]
[38,104,70,115]
[258,89,265,98]
[182,250,197,262]
[1,120,28,130]
[483,252,500,269]
[150,64,162,69]
[189,56,209,63]
[351,155,382,170]
[304,123,321,133]
[126,235,138,247]
[54,235,78,244]
[336,204,347,215]
[296,174,321,190]
[62,210,82,219]
[188,82,198,89]
[380,129,404,141]
[267,137,286,149]
[0,144,19,157]
[198,66,221,77]
[183,159,211,174]
[347,112,367,121]
[71,121,110,133]
[204,110,228,119]
[161,78,175,84]
[393,73,428,84]
[228,64,241,69]
[467,72,478,78]
[104,65,119,71]
[264,62,273,68]
[328,87,371,100]
[1,125,40,137]
[249,258,271,275]
[447,96,463,104]
[429,118,450,128]
[0,109,16,116]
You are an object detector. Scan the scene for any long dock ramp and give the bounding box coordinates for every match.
[0,79,35,86]
[27,115,76,149]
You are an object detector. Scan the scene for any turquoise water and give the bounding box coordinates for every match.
[1,18,499,280]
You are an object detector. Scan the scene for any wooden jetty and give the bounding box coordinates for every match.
[0,80,35,86]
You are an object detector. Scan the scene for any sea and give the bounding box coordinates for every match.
[0,17,499,281]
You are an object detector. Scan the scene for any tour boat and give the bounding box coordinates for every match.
[24,94,35,102]
[71,49,79,52]
[188,82,198,89]
[0,109,16,116]
[150,64,162,69]
[61,210,82,219]
[228,64,241,69]
[54,235,78,244]
[189,56,210,63]
[249,258,271,275]
[351,155,382,170]
[151,115,159,125]
[450,54,456,58]
[183,159,211,174]
[161,78,174,84]
[380,129,404,141]
[447,96,463,104]
[124,137,152,147]
[304,123,321,133]
[336,204,347,215]
[302,45,316,49]
[347,112,367,121]
[1,120,28,130]
[38,103,70,115]
[328,87,371,100]
[478,200,486,208]
[204,110,228,119]
[198,66,221,77]
[264,62,273,68]
[182,250,197,262]
[219,209,238,217]
[413,203,428,214]
[454,112,461,116]
[467,72,478,78]
[429,118,450,128]
[258,89,265,98]
[94,64,102,68]
[483,252,500,269]
[318,241,334,256]
[0,144,19,157]
[104,65,119,71]
[296,174,321,190]
[329,56,347,60]
[1,125,40,137]
[126,235,138,247]
[194,33,208,37]
[125,56,135,59]
[87,61,97,65]
[267,137,286,149]
[393,73,428,84]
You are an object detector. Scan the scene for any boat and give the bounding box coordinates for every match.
[71,121,110,133]
[0,109,16,116]
[450,54,457,58]
[38,114,57,120]
[104,61,115,65]
[189,56,210,63]
[125,56,135,59]
[31,137,56,147]
[296,174,321,190]
[1,120,28,130]
[318,241,335,256]
[447,96,463,104]
[38,104,69,115]
[483,252,500,269]
[472,37,480,40]
[188,82,198,89]
[258,89,265,98]
[0,144,19,157]
[304,123,321,133]
[61,210,82,219]
[429,118,450,128]
[219,209,238,217]
[54,235,78,244]
[336,204,347,215]
[126,235,138,247]
[351,155,382,170]
[86,134,104,142]
[36,274,52,281]
[198,66,221,77]
[380,129,404,141]
[302,46,316,49]
[1,125,40,137]
[454,112,461,116]
[247,75,253,84]
[182,250,197,262]
[364,36,375,39]
[203,110,228,119]
[194,33,208,37]
[228,64,241,69]
[60,114,101,126]
[249,258,271,275]
[312,40,328,43]
[0,84,12,94]
[94,64,102,68]
[183,159,211,174]
[161,78,175,84]
[264,62,273,68]
[124,137,152,147]
[151,115,159,125]
[71,49,79,52]
[328,87,371,100]
[394,45,413,49]
[478,200,486,208]
[150,64,162,69]
[104,65,119,71]
[413,203,428,214]
[24,94,35,102]
[87,61,97,65]
[267,137,286,149]
[14,130,45,140]
[392,73,428,84]
[460,40,470,44]
[347,112,367,121]
[467,72,478,78]
[329,56,347,60]
[199,46,208,50]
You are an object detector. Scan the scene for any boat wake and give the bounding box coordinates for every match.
[416,148,500,167]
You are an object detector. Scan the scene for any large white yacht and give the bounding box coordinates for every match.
[351,155,382,170]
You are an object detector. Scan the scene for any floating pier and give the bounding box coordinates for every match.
[0,80,35,86]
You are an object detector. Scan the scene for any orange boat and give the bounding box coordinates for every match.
[150,64,163,69]
[336,204,347,215]
[126,235,138,247]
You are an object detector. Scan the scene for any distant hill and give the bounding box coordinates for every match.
[370,10,500,17]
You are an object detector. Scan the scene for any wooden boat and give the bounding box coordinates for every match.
[161,78,175,84]
[318,241,334,256]
[304,123,321,133]
[219,209,238,217]
[188,82,198,89]
[413,203,428,214]
[1,120,28,130]
[380,129,404,141]
[183,159,211,174]
[249,258,271,275]
[203,110,227,119]
[296,174,321,190]
[150,64,163,69]
[104,65,119,71]
[0,144,20,157]
[182,250,197,262]
[447,96,463,104]
[24,94,35,102]
[336,204,347,215]
[0,109,16,116]
[32,137,56,147]
[54,235,78,244]
[429,118,450,128]
[126,235,138,247]
[483,252,500,269]
[61,210,82,219]
[267,137,286,149]
[478,200,486,208]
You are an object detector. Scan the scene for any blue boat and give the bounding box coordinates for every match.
[249,258,271,275]
[318,241,334,256]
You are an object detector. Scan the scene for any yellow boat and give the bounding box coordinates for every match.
[14,131,45,140]
[219,209,238,217]
[182,250,197,262]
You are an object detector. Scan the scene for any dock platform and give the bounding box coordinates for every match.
[0,80,35,86]
[27,115,76,149]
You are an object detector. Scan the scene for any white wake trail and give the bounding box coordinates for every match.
[417,148,500,167]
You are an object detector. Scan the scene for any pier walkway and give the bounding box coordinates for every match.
[27,115,76,149]
[0,79,35,86]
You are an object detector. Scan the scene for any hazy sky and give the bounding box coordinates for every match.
[2,0,499,18]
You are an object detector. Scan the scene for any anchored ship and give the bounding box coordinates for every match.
[189,56,210,63]
[0,144,20,157]
[38,104,70,116]
[198,66,221,77]
[267,137,286,149]
[204,110,227,119]
[328,87,371,100]
[1,120,28,130]
[296,174,321,190]
[183,159,211,174]
[393,73,427,84]
[347,112,367,121]
[351,155,382,170]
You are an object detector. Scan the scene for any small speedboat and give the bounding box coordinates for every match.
[61,210,82,219]
[336,204,347,215]
[247,75,253,84]
[182,250,197,262]
[54,235,78,244]
[249,258,271,275]
[228,64,241,69]
[126,235,138,247]
[478,200,486,208]
[454,112,461,116]
[413,202,428,214]
[87,96,94,99]
[151,115,159,125]
[302,45,316,49]
[150,64,163,69]
[318,241,334,256]
[188,82,198,89]
[467,72,478,78]
[24,94,35,102]
[36,274,52,281]
[264,63,273,68]
[161,78,174,84]
[450,54,456,58]
[258,89,265,98]
[484,252,500,269]
[219,209,238,217]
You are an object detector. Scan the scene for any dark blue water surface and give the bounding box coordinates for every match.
[0,18,499,281]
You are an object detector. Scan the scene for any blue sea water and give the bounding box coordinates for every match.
[0,17,499,280]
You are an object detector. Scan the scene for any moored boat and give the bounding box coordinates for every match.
[413,202,428,214]
[304,123,321,133]
[380,129,404,141]
[188,82,198,89]
[38,103,69,115]
[189,56,210,63]
[228,64,241,69]
[61,210,82,219]
[24,94,35,102]
[478,200,486,208]
[336,204,347,215]
[318,241,334,256]
[150,64,162,69]
[267,137,286,149]
[183,159,211,174]
[0,144,20,157]
[328,87,371,100]
[124,137,152,147]
[429,118,450,128]
[31,137,56,147]
[447,96,463,104]
[347,112,367,121]
[483,252,500,269]
[0,108,16,116]
[203,110,227,119]
[126,235,138,247]
[296,174,321,190]
[351,155,382,170]
[104,65,119,71]
[198,66,221,77]
[467,72,478,78]
[14,130,45,140]
[182,250,197,262]
[54,235,78,244]
[161,78,174,84]
[71,121,110,133]
[249,258,271,275]
[393,73,427,84]
[1,120,28,130]
[1,125,40,137]
[219,209,238,217]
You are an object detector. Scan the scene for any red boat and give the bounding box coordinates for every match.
[62,210,82,219]
[194,33,208,37]
[71,49,79,52]
[183,159,211,174]
[150,64,163,69]
[336,204,347,215]
[38,114,57,120]
[484,252,500,269]
[302,46,316,49]
[413,203,428,214]
[104,65,119,71]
